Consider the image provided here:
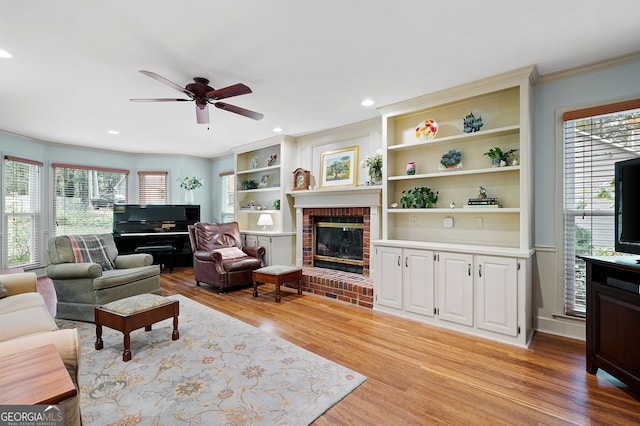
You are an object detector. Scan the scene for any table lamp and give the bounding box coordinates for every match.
[257,213,273,232]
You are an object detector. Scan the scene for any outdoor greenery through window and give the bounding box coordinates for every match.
[563,100,640,317]
[53,163,128,236]
[3,156,42,268]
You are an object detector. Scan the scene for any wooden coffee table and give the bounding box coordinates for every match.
[0,344,77,405]
[95,294,179,362]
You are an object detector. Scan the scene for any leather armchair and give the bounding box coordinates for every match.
[188,222,264,292]
[46,233,162,322]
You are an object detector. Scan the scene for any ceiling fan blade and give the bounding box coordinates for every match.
[205,83,252,100]
[138,70,195,97]
[214,102,264,120]
[195,105,209,124]
[130,98,191,102]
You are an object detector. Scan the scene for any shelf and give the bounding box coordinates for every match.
[387,208,520,214]
[388,125,520,152]
[388,166,520,181]
[237,164,280,175]
[237,209,280,214]
[238,187,280,194]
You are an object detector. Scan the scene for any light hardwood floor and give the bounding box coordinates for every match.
[42,268,640,425]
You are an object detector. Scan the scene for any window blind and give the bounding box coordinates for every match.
[563,102,640,317]
[138,171,168,204]
[3,155,43,268]
[52,163,128,236]
[220,171,234,223]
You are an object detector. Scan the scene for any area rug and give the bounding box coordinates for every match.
[57,295,365,425]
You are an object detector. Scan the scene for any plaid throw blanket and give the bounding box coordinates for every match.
[68,235,114,271]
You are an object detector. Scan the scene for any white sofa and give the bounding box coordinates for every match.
[0,272,81,426]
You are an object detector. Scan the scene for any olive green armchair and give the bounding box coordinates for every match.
[46,234,161,322]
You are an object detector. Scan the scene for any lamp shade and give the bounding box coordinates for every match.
[257,213,273,231]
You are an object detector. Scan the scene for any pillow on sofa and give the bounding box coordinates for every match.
[214,247,248,260]
[67,235,114,271]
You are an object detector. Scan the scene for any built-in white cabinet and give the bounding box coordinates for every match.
[373,242,530,347]
[476,255,518,336]
[438,252,474,327]
[374,245,404,310]
[243,232,295,266]
[404,249,435,317]
[373,66,534,347]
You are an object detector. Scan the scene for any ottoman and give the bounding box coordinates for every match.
[94,293,179,362]
[253,265,303,302]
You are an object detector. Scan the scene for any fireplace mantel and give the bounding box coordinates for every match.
[289,186,382,271]
[288,186,382,208]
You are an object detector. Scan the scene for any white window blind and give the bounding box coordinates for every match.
[52,163,128,236]
[138,171,168,204]
[220,171,234,223]
[563,100,640,317]
[3,156,43,268]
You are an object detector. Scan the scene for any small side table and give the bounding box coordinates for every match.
[95,294,179,362]
[0,344,77,405]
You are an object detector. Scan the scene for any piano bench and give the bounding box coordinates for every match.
[134,245,176,273]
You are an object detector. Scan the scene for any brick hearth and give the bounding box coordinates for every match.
[300,267,373,308]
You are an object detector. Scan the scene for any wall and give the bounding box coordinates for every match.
[0,132,218,240]
[532,59,640,339]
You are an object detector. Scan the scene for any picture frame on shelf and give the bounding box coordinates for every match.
[259,174,269,188]
[320,146,358,188]
[292,168,310,191]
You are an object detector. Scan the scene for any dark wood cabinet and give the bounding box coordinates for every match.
[581,255,640,392]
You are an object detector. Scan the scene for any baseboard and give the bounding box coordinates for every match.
[534,315,585,341]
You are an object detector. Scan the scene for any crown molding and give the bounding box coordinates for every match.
[537,51,640,84]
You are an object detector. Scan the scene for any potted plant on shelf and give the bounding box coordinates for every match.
[400,186,439,208]
[177,176,203,204]
[484,147,518,167]
[240,179,258,190]
[440,149,462,170]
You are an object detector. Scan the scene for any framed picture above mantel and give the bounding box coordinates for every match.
[320,146,358,189]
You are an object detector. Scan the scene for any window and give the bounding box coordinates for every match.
[3,156,43,269]
[220,171,234,223]
[53,163,128,236]
[563,100,640,317]
[138,171,168,204]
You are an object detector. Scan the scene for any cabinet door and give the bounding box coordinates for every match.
[476,255,518,336]
[404,249,435,317]
[375,246,403,310]
[438,252,474,326]
[256,236,272,266]
[263,235,294,266]
[245,234,258,247]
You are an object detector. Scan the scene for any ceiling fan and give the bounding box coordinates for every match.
[130,70,264,124]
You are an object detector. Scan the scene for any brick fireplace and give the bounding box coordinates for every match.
[289,187,381,307]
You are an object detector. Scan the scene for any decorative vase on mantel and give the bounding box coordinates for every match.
[370,169,382,185]
[184,190,194,205]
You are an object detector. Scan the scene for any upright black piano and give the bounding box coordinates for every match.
[112,204,200,267]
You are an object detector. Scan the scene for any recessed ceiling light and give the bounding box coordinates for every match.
[107,130,120,135]
[0,49,13,59]
[272,127,283,133]
[361,99,374,107]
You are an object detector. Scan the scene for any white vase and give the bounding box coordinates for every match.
[184,190,194,204]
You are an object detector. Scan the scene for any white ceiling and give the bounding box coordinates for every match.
[1,1,639,159]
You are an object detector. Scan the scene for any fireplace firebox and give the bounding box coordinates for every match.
[314,216,364,274]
